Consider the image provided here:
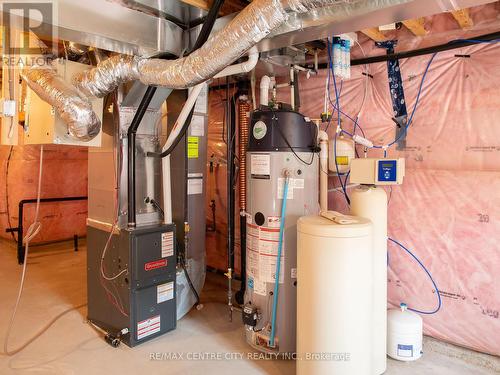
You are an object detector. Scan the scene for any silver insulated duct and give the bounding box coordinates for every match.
[21,67,101,141]
[23,0,360,140]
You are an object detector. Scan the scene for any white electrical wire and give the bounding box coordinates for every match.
[100,96,128,282]
[2,145,44,355]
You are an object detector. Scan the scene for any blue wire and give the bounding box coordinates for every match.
[388,237,442,315]
[269,177,289,347]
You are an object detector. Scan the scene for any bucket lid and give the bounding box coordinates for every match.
[297,213,372,238]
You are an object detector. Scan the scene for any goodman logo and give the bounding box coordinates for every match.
[1,1,57,67]
[145,259,167,271]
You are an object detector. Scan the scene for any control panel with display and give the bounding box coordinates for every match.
[350,158,405,185]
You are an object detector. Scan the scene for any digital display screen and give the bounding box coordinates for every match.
[378,160,397,182]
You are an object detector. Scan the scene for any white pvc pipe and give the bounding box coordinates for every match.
[260,75,271,107]
[163,52,259,224]
[318,130,328,211]
[290,67,295,110]
[214,51,258,79]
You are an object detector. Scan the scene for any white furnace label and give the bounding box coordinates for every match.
[250,154,270,176]
[193,84,208,114]
[246,224,284,285]
[187,178,203,195]
[157,281,174,303]
[190,115,205,137]
[161,232,174,258]
[137,315,161,340]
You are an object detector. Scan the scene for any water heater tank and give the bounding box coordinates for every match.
[387,304,423,361]
[244,108,319,354]
[297,213,373,375]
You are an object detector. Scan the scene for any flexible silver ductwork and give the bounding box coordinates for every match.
[23,0,359,140]
[21,67,101,141]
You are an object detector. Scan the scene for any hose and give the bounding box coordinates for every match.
[389,237,442,315]
[269,173,290,348]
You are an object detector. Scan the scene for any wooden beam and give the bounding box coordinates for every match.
[402,17,427,37]
[181,0,209,10]
[451,8,474,29]
[361,28,387,42]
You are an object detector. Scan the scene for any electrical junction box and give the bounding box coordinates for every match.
[23,59,103,147]
[0,64,21,145]
[350,158,405,185]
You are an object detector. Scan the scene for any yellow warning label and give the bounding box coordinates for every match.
[187,136,199,158]
[336,156,349,165]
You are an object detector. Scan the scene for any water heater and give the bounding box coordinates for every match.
[243,108,318,354]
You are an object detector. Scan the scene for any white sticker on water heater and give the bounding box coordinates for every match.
[250,154,270,176]
[246,224,285,285]
[277,178,294,200]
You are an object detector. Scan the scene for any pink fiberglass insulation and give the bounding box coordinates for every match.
[299,43,500,355]
[206,42,500,355]
[0,145,88,245]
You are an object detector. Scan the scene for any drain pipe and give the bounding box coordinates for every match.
[260,75,271,107]
[318,130,329,211]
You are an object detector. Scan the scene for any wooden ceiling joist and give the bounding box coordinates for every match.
[451,8,474,29]
[180,0,246,15]
[402,17,427,36]
[361,28,387,42]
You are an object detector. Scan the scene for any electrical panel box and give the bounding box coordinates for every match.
[350,158,405,185]
[24,59,103,146]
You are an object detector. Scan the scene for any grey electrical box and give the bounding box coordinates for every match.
[87,224,177,347]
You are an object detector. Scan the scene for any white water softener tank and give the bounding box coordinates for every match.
[350,186,388,375]
[387,303,423,361]
[297,213,373,375]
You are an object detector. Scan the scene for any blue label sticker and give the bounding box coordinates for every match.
[248,277,254,289]
[397,344,414,357]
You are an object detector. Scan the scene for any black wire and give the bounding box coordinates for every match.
[271,109,315,165]
[181,257,201,306]
[149,0,225,159]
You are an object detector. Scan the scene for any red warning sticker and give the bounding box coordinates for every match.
[144,259,167,271]
[137,315,161,340]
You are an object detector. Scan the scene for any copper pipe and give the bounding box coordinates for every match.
[238,98,250,212]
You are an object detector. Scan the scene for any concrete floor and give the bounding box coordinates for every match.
[0,239,498,375]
